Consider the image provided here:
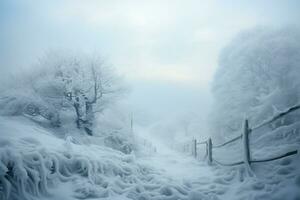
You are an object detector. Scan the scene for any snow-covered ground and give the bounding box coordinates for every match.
[136,125,300,200]
[1,116,300,200]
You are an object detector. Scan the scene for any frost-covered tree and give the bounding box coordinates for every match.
[0,52,125,135]
[210,27,300,140]
[35,53,125,135]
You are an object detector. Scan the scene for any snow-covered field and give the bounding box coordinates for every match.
[1,116,300,200]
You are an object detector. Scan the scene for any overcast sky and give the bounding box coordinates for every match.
[1,0,299,123]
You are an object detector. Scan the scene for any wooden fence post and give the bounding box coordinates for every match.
[243,119,253,175]
[192,139,197,158]
[207,138,213,165]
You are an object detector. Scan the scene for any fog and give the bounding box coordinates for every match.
[1,0,299,126]
[1,1,300,200]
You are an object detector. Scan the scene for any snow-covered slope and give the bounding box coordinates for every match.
[1,116,300,200]
[0,117,218,200]
[0,116,145,199]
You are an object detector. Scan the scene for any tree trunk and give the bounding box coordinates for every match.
[83,101,94,135]
[73,97,83,129]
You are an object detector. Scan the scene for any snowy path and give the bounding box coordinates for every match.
[134,141,240,200]
[135,126,215,183]
[138,149,214,183]
[133,127,229,199]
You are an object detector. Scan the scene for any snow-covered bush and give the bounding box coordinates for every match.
[210,27,300,140]
[0,89,61,127]
[94,105,135,154]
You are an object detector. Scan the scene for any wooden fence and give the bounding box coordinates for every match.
[187,104,300,171]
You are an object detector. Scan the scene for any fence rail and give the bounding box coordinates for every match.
[212,135,241,148]
[252,104,300,131]
[187,104,300,171]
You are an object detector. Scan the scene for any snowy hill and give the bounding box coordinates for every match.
[0,116,215,200]
[1,116,300,200]
[0,116,144,199]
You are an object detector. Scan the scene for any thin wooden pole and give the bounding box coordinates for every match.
[193,139,197,158]
[243,119,253,175]
[204,141,208,160]
[207,138,213,165]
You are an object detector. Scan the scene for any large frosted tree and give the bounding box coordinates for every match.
[210,27,300,140]
[35,53,126,135]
